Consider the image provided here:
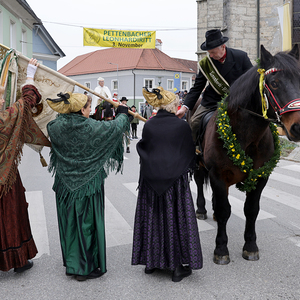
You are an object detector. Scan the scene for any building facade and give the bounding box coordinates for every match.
[196,0,298,63]
[0,0,64,70]
[59,47,197,112]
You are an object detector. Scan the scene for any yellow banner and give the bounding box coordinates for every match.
[83,28,156,49]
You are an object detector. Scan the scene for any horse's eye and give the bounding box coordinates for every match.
[270,81,279,89]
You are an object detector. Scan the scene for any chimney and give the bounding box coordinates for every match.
[155,39,162,50]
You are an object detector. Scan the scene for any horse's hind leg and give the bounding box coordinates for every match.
[194,167,207,220]
[243,177,268,261]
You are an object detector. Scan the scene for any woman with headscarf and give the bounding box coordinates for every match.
[0,59,51,273]
[131,87,203,282]
[47,93,131,281]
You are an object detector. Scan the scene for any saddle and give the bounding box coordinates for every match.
[198,110,215,144]
[193,109,215,163]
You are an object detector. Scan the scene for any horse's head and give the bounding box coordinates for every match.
[260,44,300,142]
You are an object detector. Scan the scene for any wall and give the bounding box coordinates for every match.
[196,0,285,63]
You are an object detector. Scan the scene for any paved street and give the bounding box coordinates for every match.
[1,124,300,300]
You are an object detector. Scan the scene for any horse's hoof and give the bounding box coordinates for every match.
[242,250,259,261]
[196,212,207,220]
[213,254,230,265]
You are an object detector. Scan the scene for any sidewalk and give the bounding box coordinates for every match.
[281,136,300,162]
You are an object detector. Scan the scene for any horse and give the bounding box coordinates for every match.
[195,44,300,265]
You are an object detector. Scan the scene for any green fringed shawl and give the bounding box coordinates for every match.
[47,113,129,202]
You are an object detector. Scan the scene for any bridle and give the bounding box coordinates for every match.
[259,67,300,125]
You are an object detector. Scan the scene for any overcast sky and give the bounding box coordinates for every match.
[26,0,198,70]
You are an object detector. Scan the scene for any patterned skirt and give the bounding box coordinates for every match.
[131,172,203,271]
[0,171,37,271]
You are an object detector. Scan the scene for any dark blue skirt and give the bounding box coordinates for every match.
[131,172,203,271]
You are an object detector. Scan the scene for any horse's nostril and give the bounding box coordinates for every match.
[290,123,300,142]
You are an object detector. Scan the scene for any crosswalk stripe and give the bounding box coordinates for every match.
[190,181,275,221]
[280,164,300,172]
[269,171,300,187]
[105,197,133,248]
[262,186,300,211]
[26,191,50,258]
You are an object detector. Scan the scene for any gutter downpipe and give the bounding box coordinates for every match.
[132,70,136,106]
[257,0,260,58]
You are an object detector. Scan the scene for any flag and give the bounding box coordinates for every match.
[173,72,181,93]
[0,43,75,152]
[83,28,156,49]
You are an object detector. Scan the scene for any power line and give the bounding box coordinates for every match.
[42,20,197,32]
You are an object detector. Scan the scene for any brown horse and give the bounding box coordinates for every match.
[195,45,300,265]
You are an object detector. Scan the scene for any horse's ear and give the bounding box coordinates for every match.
[288,44,300,60]
[260,45,273,68]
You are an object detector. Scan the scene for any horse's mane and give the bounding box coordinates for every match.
[227,51,300,113]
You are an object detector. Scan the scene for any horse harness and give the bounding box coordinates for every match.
[241,67,300,126]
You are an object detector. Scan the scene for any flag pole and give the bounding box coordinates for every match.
[0,43,147,122]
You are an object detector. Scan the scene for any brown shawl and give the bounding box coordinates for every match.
[0,85,51,197]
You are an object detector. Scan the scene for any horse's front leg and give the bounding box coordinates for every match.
[243,177,268,261]
[210,174,231,265]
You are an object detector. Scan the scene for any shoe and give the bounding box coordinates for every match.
[14,260,33,273]
[87,268,104,279]
[196,212,207,220]
[75,269,104,281]
[172,265,192,282]
[75,275,87,281]
[126,147,130,153]
[145,267,156,274]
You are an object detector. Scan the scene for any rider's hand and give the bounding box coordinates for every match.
[176,106,188,119]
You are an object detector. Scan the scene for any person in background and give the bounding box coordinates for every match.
[91,77,112,115]
[120,96,131,153]
[132,87,203,283]
[47,92,131,281]
[142,101,153,120]
[0,59,51,273]
[130,105,139,139]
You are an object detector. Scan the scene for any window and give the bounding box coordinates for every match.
[182,81,188,91]
[112,80,118,90]
[85,82,91,89]
[21,29,27,56]
[144,79,153,89]
[167,79,174,91]
[10,20,16,49]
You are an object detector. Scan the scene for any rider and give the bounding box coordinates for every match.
[176,29,253,220]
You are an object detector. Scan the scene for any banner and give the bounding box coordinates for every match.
[277,3,292,51]
[173,72,181,93]
[0,44,75,152]
[83,28,156,49]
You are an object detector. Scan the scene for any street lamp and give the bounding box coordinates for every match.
[108,62,119,94]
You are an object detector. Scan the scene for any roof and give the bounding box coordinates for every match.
[58,47,197,76]
[173,58,198,74]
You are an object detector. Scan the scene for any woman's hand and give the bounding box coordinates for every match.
[27,58,39,80]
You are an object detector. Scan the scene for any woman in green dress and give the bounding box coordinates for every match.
[47,92,131,281]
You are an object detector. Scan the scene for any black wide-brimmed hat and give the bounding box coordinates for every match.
[120,96,128,101]
[200,29,229,51]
